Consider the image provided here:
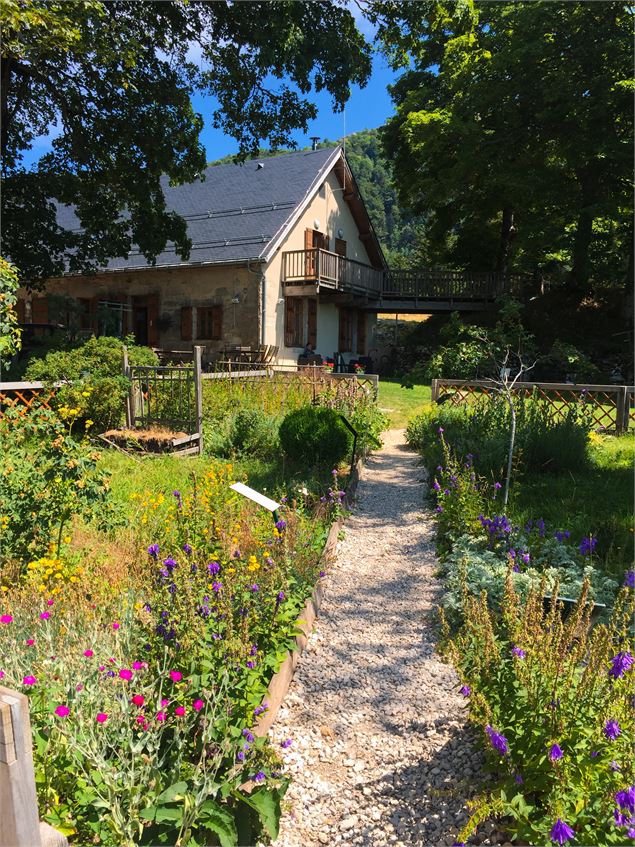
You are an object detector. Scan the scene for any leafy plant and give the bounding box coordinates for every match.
[279,406,353,468]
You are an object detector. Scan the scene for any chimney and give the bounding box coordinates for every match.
[310,136,320,151]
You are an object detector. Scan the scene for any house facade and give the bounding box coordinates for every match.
[18,147,387,367]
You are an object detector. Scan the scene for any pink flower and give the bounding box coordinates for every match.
[161,698,169,707]
[98,665,105,671]
[132,694,144,707]
[96,712,108,723]
[0,671,5,679]
[26,639,35,646]
[39,612,51,620]
[132,661,143,670]
[136,714,146,725]
[54,705,70,718]
[118,668,133,681]
[22,675,37,686]
[169,670,182,683]
[46,599,54,606]
[76,684,83,692]
[84,649,94,658]
[193,699,204,712]
[156,711,166,722]
[112,622,120,630]
[1,615,13,624]
[174,705,185,716]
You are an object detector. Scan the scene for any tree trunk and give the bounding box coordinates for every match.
[570,173,596,291]
[496,206,515,275]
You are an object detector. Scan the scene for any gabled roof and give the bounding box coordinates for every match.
[55,146,386,273]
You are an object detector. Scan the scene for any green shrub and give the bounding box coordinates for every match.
[279,406,353,468]
[0,407,112,565]
[444,577,634,847]
[25,336,158,432]
[229,409,279,457]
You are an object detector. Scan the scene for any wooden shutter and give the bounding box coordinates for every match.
[357,311,366,355]
[211,305,223,340]
[181,306,193,341]
[284,298,296,347]
[147,292,160,346]
[307,299,317,348]
[335,238,347,257]
[31,297,48,323]
[304,228,316,278]
[16,299,25,323]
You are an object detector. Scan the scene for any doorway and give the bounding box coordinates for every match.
[133,305,148,345]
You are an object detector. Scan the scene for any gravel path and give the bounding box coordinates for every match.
[270,430,486,847]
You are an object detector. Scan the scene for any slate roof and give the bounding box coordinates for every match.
[55,147,341,272]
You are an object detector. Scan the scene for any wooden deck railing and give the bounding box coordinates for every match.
[431,378,635,435]
[281,249,384,294]
[281,249,522,302]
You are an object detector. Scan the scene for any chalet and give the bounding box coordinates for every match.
[20,147,387,367]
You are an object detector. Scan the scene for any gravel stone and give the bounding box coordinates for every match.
[271,430,484,847]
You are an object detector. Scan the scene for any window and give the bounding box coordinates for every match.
[197,305,223,340]
[284,297,304,347]
[335,238,347,257]
[338,308,354,353]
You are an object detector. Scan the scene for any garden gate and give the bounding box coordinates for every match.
[123,346,203,454]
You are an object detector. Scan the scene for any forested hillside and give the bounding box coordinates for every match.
[209,128,422,266]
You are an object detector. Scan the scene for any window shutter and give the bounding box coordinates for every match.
[284,298,295,347]
[31,297,49,323]
[211,305,223,340]
[357,311,366,355]
[307,299,317,348]
[181,306,193,341]
[147,292,160,346]
[335,238,347,257]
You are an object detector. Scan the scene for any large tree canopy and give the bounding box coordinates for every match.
[372,1,633,289]
[1,0,371,283]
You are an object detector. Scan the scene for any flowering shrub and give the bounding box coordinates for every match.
[0,407,111,567]
[443,576,635,846]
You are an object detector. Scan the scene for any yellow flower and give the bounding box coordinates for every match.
[82,391,91,397]
[63,536,71,544]
[85,419,94,428]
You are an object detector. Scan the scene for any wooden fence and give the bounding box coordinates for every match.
[431,378,635,434]
[0,381,58,414]
[0,686,67,847]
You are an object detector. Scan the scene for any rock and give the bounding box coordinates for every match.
[340,816,358,832]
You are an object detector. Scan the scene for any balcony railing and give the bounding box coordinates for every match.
[281,249,523,303]
[281,248,384,295]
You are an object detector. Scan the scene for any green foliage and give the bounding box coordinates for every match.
[228,409,280,458]
[2,0,371,283]
[0,407,111,564]
[279,406,353,468]
[24,335,157,432]
[445,576,634,846]
[0,256,22,360]
[378,1,633,289]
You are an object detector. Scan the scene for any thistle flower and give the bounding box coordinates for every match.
[605,720,621,740]
[550,819,575,844]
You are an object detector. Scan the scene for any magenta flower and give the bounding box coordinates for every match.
[193,699,204,712]
[96,712,108,723]
[550,819,575,844]
[22,675,37,686]
[26,639,35,646]
[156,711,166,722]
[169,670,182,683]
[112,622,120,630]
[119,669,133,681]
[0,615,13,624]
[175,705,185,716]
[132,661,144,670]
[132,694,145,707]
[54,705,70,718]
[39,612,51,620]
[46,598,54,606]
[0,671,5,679]
[83,649,94,658]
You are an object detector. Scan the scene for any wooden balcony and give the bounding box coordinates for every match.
[281,248,384,297]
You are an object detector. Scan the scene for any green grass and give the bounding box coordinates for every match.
[377,378,432,428]
[509,433,634,579]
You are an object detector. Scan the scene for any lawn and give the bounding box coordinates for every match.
[377,378,432,428]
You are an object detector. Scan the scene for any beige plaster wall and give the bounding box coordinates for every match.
[264,170,376,364]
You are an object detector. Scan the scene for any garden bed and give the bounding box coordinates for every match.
[101,426,198,454]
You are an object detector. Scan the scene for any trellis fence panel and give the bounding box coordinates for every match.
[431,379,635,434]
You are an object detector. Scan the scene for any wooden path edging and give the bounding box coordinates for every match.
[253,456,364,738]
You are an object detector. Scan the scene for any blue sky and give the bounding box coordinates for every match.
[21,51,400,168]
